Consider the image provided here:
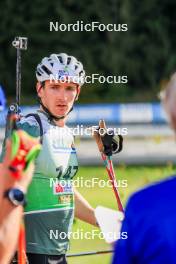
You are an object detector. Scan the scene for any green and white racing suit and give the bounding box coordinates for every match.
[1,110,79,255]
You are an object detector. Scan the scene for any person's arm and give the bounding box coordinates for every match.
[112,215,131,264]
[112,195,137,264]
[0,196,24,264]
[74,187,98,227]
[0,140,34,264]
[0,163,3,204]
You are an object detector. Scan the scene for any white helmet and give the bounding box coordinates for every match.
[36,53,85,86]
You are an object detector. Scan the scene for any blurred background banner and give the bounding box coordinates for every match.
[69,102,167,124]
[0,102,174,166]
[0,102,168,127]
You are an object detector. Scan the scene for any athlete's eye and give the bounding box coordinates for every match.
[50,86,58,90]
[66,86,76,91]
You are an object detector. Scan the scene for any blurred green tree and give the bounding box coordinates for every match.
[0,0,176,103]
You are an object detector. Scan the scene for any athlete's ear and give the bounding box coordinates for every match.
[36,82,43,97]
[75,86,81,101]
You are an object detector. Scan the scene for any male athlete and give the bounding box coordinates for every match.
[1,53,98,264]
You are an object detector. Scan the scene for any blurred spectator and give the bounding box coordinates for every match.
[112,73,176,264]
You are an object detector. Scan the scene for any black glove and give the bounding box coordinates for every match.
[93,120,123,156]
[101,130,123,156]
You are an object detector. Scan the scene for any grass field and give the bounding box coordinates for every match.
[67,165,176,264]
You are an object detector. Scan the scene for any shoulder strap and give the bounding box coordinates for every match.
[25,113,43,144]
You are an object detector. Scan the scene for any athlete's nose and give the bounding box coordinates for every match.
[56,87,68,101]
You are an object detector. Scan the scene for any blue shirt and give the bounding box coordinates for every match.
[112,176,176,264]
[0,85,6,110]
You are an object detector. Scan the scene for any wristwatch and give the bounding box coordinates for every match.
[4,188,27,207]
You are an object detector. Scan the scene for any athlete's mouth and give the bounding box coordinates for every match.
[56,104,67,108]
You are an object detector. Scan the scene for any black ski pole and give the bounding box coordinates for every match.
[5,37,28,135]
